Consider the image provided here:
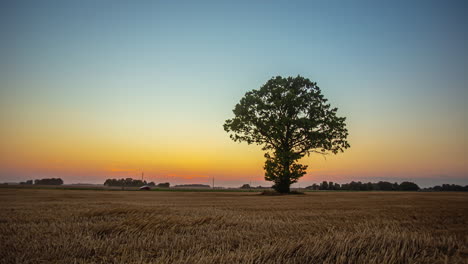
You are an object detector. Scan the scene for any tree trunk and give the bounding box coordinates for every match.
[275,179,290,193]
[275,165,291,193]
[274,152,292,193]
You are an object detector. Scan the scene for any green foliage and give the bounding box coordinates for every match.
[224,75,350,193]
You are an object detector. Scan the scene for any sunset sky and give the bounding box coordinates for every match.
[1,0,467,187]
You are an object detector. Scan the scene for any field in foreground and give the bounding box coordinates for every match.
[0,189,467,264]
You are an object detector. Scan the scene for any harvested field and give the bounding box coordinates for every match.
[0,189,467,263]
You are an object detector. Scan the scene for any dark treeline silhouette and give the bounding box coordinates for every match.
[33,178,63,185]
[104,178,147,187]
[103,178,170,188]
[424,184,468,192]
[239,184,274,189]
[305,181,468,191]
[305,181,420,191]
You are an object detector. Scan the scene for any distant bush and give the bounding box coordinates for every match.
[104,178,146,187]
[34,178,63,185]
[398,181,420,191]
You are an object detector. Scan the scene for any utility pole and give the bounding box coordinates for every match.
[212,176,215,189]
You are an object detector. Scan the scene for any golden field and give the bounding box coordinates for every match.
[0,189,467,263]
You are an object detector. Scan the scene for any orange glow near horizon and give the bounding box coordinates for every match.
[1,115,466,187]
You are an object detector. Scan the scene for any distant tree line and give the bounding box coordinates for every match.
[103,178,170,188]
[31,178,64,185]
[423,184,468,192]
[304,181,468,191]
[305,181,420,191]
[240,184,273,189]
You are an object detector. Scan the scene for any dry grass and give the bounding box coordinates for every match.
[0,189,467,263]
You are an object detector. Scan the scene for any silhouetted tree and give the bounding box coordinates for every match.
[104,178,147,187]
[34,178,63,185]
[240,184,251,189]
[360,182,368,191]
[377,181,393,191]
[398,181,420,191]
[224,76,350,193]
[334,183,341,190]
[320,181,329,190]
[347,181,360,191]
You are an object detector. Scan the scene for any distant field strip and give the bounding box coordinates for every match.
[0,190,467,263]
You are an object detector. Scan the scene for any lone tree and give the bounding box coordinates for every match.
[224,76,350,193]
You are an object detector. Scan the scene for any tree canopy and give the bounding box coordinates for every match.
[104,178,147,187]
[34,178,63,185]
[224,75,350,193]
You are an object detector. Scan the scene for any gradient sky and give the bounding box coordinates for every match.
[1,0,467,187]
